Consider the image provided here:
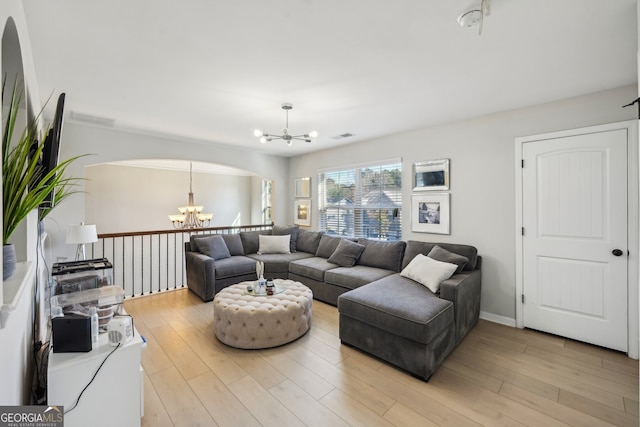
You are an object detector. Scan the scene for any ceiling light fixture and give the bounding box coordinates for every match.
[168,162,213,229]
[254,103,318,147]
[457,0,491,35]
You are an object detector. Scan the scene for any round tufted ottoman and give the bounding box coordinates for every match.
[213,279,313,349]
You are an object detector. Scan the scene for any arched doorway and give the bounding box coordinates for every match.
[84,159,273,234]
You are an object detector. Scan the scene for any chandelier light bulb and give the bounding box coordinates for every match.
[260,137,267,144]
[309,130,318,138]
[253,129,263,137]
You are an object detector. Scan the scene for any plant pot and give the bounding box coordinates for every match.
[3,243,16,280]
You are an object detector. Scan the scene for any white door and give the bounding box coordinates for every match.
[522,128,628,352]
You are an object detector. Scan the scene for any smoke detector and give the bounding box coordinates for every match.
[457,9,482,27]
[457,0,491,34]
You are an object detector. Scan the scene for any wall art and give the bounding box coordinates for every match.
[294,198,311,226]
[295,177,311,198]
[411,193,450,234]
[413,159,449,191]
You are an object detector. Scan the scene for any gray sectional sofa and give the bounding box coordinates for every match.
[185,225,481,380]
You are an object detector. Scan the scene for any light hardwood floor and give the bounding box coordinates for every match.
[124,288,639,427]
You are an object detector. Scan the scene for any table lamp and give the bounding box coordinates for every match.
[66,223,98,260]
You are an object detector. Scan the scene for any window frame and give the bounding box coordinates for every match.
[318,158,402,241]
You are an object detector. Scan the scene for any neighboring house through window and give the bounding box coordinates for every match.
[318,159,401,240]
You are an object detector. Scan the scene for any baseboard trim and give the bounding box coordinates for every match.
[479,311,516,328]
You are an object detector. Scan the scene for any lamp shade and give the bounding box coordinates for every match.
[66,224,98,244]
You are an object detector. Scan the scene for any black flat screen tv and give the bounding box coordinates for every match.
[40,92,66,208]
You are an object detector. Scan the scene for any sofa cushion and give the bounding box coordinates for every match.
[247,252,313,274]
[296,229,323,254]
[272,225,299,253]
[221,234,244,256]
[213,256,258,279]
[328,239,365,267]
[402,241,478,271]
[257,234,291,254]
[325,265,394,290]
[427,245,468,274]
[316,235,346,258]
[239,230,272,255]
[289,256,339,282]
[357,239,406,272]
[189,235,210,252]
[192,235,230,260]
[400,254,457,294]
[338,275,454,345]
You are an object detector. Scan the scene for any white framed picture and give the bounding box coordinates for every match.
[295,177,311,198]
[411,193,450,234]
[294,199,311,226]
[413,159,449,191]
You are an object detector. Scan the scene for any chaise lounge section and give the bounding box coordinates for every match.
[337,241,481,380]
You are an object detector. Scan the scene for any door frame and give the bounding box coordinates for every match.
[515,120,639,359]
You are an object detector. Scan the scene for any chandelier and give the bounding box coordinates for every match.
[168,162,213,229]
[254,103,318,146]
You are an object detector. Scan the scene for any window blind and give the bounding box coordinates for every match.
[318,160,401,240]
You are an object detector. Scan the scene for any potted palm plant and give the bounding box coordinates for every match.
[3,79,84,279]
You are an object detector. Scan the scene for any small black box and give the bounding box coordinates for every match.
[52,315,92,352]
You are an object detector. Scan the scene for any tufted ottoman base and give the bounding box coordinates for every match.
[213,280,313,349]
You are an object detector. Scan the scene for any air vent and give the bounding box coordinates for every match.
[69,111,117,127]
[330,133,355,140]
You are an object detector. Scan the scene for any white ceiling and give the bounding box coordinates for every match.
[21,0,638,158]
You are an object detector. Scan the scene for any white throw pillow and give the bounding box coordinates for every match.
[400,253,458,293]
[257,234,291,254]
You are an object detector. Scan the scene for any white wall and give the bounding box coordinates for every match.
[289,85,638,323]
[85,164,254,233]
[0,0,44,405]
[44,121,289,262]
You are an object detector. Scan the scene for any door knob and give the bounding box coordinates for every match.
[612,249,624,256]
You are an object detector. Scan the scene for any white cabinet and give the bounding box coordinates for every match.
[48,326,143,427]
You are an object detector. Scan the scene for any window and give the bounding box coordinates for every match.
[262,179,273,224]
[318,160,401,240]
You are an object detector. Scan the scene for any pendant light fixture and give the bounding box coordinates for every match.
[254,103,318,147]
[168,162,213,229]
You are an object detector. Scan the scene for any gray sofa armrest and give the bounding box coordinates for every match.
[439,267,481,344]
[185,251,216,302]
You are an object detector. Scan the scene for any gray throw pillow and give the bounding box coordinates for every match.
[272,225,299,253]
[316,235,343,258]
[196,235,231,260]
[191,234,215,252]
[327,239,365,267]
[427,245,468,274]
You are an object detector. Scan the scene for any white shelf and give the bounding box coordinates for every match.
[1,261,35,329]
[48,326,143,427]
